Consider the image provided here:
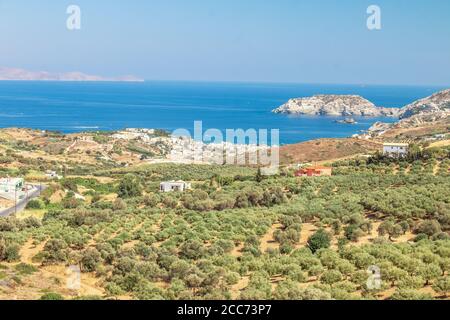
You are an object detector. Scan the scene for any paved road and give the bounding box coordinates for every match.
[0,185,47,217]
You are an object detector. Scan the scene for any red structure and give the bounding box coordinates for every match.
[295,166,332,177]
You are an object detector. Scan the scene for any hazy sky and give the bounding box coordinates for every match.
[1,0,449,85]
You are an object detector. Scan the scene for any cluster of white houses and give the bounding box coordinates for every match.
[382,142,409,157]
[169,136,270,165]
[111,128,156,141]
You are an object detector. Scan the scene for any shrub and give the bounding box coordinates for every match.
[414,233,428,242]
[40,292,65,300]
[0,238,6,261]
[307,229,331,253]
[321,270,343,286]
[390,289,433,300]
[62,197,82,209]
[113,198,127,211]
[22,217,41,229]
[5,244,20,262]
[61,180,78,193]
[26,199,45,210]
[81,248,102,272]
[43,239,68,264]
[117,174,143,199]
[415,220,441,237]
[14,263,38,275]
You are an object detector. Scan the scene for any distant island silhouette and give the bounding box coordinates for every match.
[0,67,144,82]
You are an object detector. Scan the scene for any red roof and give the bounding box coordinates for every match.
[305,166,332,170]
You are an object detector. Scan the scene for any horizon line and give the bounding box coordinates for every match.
[0,79,449,88]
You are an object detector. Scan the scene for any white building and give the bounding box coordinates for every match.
[160,180,192,192]
[45,170,61,180]
[383,143,409,157]
[0,178,25,201]
[0,178,24,193]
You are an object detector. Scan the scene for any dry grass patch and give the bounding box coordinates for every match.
[16,209,46,220]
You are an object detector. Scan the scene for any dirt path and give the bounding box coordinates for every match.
[296,223,318,248]
[392,165,399,175]
[230,242,244,257]
[433,162,441,176]
[20,239,45,264]
[230,276,249,300]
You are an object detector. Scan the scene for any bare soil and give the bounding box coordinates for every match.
[280,138,382,164]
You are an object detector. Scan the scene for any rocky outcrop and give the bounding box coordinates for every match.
[398,89,450,122]
[371,89,450,130]
[273,95,400,117]
[367,121,393,133]
[365,89,450,137]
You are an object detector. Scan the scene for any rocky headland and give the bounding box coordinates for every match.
[272,95,401,117]
[367,89,450,134]
[273,89,450,139]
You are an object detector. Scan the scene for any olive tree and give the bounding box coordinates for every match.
[307,229,331,253]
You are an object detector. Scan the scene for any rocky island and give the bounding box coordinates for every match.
[335,118,358,124]
[272,95,401,117]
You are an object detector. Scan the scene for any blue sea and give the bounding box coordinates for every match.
[0,81,445,145]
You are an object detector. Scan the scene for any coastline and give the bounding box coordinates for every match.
[0,82,446,145]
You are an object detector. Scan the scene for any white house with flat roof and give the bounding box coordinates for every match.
[0,178,24,193]
[0,178,25,201]
[383,143,409,157]
[160,180,191,192]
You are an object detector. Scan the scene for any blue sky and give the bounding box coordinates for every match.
[0,0,449,85]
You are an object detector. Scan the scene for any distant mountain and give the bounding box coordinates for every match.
[0,67,144,82]
[272,95,400,117]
